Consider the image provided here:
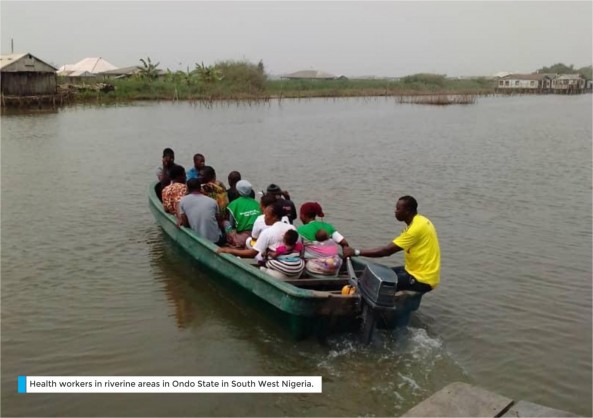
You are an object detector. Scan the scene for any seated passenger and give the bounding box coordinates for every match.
[162,165,187,215]
[200,166,229,219]
[226,180,262,248]
[297,202,350,276]
[186,153,205,181]
[155,147,178,202]
[268,229,304,259]
[178,179,224,245]
[266,184,297,224]
[304,228,342,275]
[264,229,305,278]
[226,171,253,203]
[217,202,304,279]
[248,193,289,251]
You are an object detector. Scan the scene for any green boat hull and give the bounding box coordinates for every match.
[148,183,362,339]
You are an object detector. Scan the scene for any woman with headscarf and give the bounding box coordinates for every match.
[200,165,229,219]
[297,202,350,277]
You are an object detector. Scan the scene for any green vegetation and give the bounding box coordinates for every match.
[579,66,593,80]
[137,57,161,80]
[57,59,499,104]
[65,59,269,101]
[267,74,493,98]
[13,58,591,110]
[193,62,223,84]
[536,63,592,80]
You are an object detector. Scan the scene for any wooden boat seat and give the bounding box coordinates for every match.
[236,256,365,292]
[240,258,261,267]
[236,256,423,301]
[282,277,351,288]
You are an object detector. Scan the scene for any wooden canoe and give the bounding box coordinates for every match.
[148,182,423,340]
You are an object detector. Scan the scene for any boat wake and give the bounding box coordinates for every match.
[317,326,443,371]
[313,326,465,415]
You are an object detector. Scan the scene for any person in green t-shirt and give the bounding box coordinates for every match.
[297,202,350,247]
[297,202,350,276]
[225,180,262,248]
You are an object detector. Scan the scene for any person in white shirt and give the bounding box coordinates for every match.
[247,193,289,251]
[217,201,303,278]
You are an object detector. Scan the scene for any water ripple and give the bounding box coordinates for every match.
[1,96,590,417]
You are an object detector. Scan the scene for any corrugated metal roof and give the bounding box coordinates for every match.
[493,71,513,78]
[556,74,583,80]
[0,53,57,72]
[501,73,550,81]
[283,70,337,79]
[0,53,27,70]
[99,66,140,75]
[98,66,166,76]
[57,57,117,76]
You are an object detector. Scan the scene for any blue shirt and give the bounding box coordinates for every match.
[187,167,201,181]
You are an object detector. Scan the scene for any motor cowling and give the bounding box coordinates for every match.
[357,263,398,310]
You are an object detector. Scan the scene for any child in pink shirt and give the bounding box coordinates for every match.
[271,229,303,259]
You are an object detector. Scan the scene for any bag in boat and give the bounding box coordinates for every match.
[226,230,251,249]
[305,255,342,276]
[303,241,342,276]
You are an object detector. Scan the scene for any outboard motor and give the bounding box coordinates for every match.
[358,263,398,310]
[357,263,423,344]
[357,263,398,344]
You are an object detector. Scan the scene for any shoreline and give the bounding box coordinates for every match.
[1,87,590,110]
[0,90,493,109]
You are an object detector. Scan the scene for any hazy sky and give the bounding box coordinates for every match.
[1,1,591,77]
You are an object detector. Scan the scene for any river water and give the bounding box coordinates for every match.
[1,95,591,416]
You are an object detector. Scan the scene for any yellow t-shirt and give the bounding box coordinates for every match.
[393,214,441,288]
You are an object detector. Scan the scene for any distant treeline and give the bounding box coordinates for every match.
[64,58,495,102]
[536,63,592,80]
[60,58,591,103]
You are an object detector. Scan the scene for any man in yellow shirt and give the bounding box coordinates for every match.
[343,196,440,293]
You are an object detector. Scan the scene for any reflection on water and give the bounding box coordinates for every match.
[148,231,286,335]
[1,96,591,416]
[0,106,59,116]
[145,230,467,416]
[148,236,200,329]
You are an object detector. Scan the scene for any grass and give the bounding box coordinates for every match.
[67,77,494,104]
[11,65,496,108]
[266,77,494,98]
[8,59,590,109]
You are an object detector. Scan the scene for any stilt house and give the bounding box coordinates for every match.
[0,53,57,96]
